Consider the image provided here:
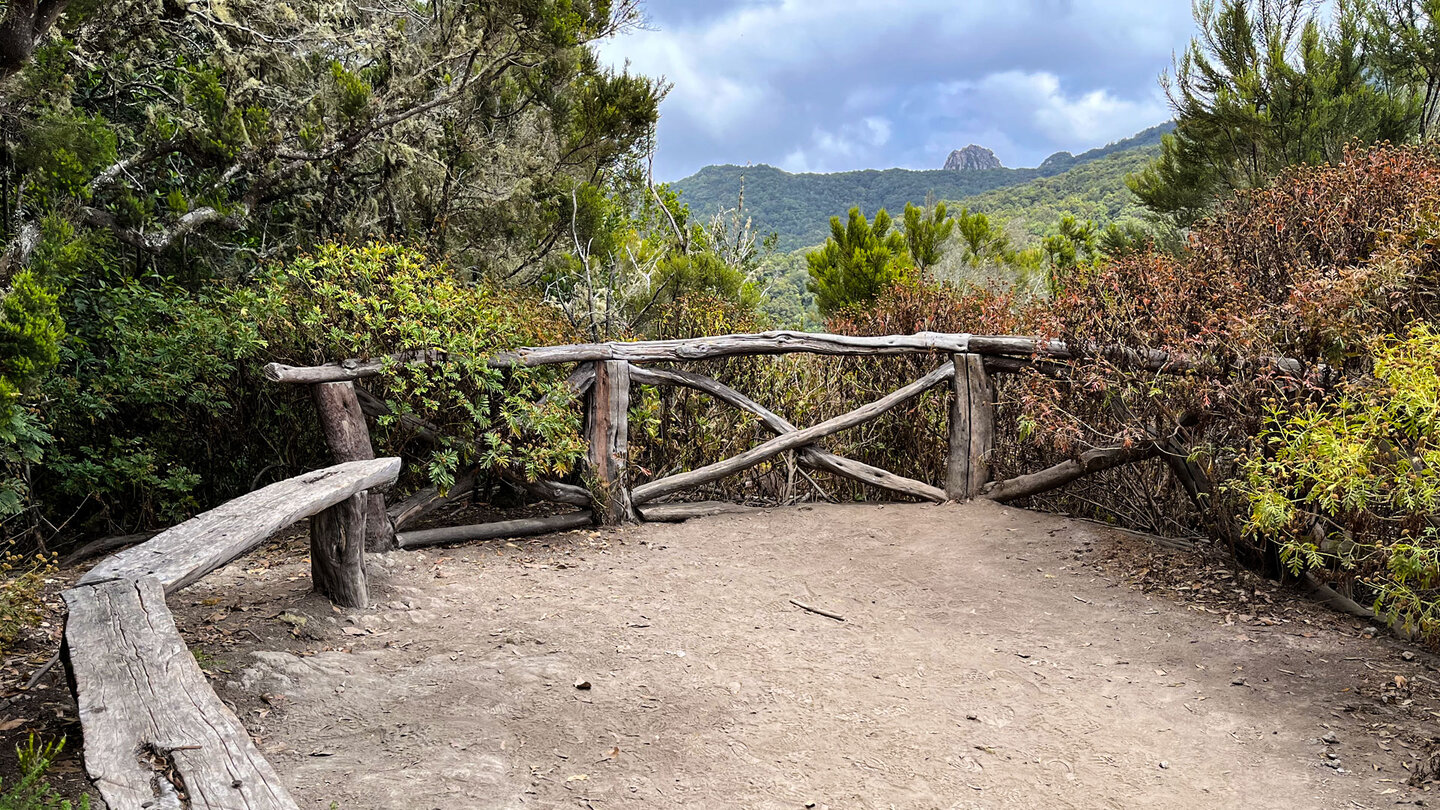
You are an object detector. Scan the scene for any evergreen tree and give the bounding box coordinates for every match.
[1041,216,1100,273]
[1363,0,1440,140]
[1129,0,1419,226]
[901,201,954,275]
[805,207,910,316]
[954,207,1013,268]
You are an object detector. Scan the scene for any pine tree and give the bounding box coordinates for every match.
[805,208,910,316]
[953,207,1013,268]
[901,201,954,275]
[1363,0,1440,140]
[1129,0,1420,226]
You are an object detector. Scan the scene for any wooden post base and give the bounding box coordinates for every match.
[587,360,636,524]
[310,492,368,608]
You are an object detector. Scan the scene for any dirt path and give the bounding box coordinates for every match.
[181,501,1440,809]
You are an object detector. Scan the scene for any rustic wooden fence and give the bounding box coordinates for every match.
[58,329,1306,808]
[262,330,1186,552]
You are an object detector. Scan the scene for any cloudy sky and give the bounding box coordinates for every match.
[596,0,1197,180]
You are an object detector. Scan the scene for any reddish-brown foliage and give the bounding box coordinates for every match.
[1035,144,1440,368]
[1191,143,1440,363]
[823,144,1440,552]
[827,280,1039,338]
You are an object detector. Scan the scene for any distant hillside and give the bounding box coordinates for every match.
[674,123,1172,252]
[960,140,1162,241]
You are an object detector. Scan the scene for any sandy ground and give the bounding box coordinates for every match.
[169,501,1440,809]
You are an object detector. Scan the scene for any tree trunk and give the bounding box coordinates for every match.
[1,0,71,83]
[313,381,393,551]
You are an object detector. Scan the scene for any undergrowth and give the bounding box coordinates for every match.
[0,737,88,810]
[0,550,54,656]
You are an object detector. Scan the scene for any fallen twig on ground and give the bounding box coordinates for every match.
[789,599,845,622]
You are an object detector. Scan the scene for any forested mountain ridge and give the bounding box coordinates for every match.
[961,140,1163,239]
[674,123,1173,251]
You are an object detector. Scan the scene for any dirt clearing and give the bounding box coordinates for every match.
[176,501,1440,809]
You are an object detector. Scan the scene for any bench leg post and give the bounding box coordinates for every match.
[311,492,368,608]
[313,381,395,551]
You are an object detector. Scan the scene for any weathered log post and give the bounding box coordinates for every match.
[1161,438,1250,564]
[312,381,394,551]
[946,353,994,500]
[586,360,636,524]
[310,492,368,608]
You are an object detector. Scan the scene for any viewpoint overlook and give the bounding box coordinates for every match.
[3,1,1440,808]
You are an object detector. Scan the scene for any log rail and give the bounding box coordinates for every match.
[263,330,1317,385]
[265,330,1299,538]
[262,331,1038,383]
[57,331,1300,807]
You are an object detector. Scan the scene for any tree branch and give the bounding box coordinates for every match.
[0,0,70,81]
[80,204,248,254]
[0,221,40,278]
[88,142,181,193]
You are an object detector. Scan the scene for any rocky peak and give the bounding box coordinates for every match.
[944,145,1002,171]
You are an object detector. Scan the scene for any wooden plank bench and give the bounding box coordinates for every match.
[64,577,297,810]
[63,458,401,809]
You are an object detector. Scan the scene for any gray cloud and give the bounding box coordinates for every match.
[597,0,1196,180]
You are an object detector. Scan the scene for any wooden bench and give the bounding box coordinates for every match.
[63,458,400,810]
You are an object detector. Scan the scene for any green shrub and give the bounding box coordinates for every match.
[0,736,88,810]
[248,241,586,489]
[805,207,911,316]
[0,269,65,532]
[0,271,64,411]
[1239,324,1440,637]
[30,240,584,539]
[0,408,52,527]
[38,279,271,531]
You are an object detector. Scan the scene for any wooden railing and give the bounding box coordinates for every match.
[52,330,1320,808]
[62,458,400,810]
[264,330,1204,548]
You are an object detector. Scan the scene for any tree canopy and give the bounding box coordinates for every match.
[1,0,662,281]
[1130,0,1430,226]
[0,0,667,538]
[805,207,911,316]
